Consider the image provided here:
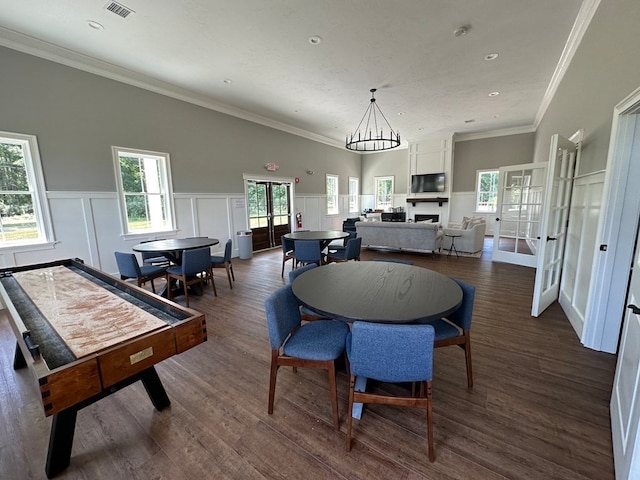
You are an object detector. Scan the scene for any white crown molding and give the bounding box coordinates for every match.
[453,125,536,142]
[0,27,346,151]
[533,0,601,128]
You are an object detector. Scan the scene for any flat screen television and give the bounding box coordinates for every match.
[411,173,445,193]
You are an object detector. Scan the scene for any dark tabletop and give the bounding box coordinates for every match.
[284,230,350,242]
[292,261,463,323]
[133,237,219,253]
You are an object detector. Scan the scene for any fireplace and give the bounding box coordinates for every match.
[414,214,439,222]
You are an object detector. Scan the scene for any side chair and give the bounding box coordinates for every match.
[293,240,324,266]
[166,247,217,307]
[281,235,296,277]
[418,277,475,388]
[140,239,170,267]
[114,251,167,294]
[211,238,235,289]
[326,237,362,263]
[264,284,349,430]
[288,263,329,321]
[346,321,436,461]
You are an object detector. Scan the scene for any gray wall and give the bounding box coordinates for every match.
[0,46,360,195]
[452,133,535,191]
[360,148,408,195]
[533,0,640,175]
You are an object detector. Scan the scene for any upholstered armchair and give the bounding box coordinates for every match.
[442,217,487,253]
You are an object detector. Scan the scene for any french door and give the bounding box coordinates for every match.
[246,180,292,251]
[492,162,547,267]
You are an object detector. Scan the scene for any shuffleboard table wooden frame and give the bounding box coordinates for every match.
[0,258,207,478]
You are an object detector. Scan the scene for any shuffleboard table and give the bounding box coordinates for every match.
[0,258,207,478]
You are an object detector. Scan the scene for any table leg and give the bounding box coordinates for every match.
[140,367,171,410]
[351,375,367,419]
[45,408,77,478]
[13,341,26,369]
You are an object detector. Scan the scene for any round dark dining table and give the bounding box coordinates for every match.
[284,230,349,250]
[291,261,463,323]
[133,237,220,265]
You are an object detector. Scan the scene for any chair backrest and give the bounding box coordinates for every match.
[344,237,362,260]
[114,251,142,278]
[264,284,302,350]
[282,235,295,253]
[181,247,212,275]
[372,258,414,265]
[223,238,233,262]
[288,263,317,283]
[294,240,322,264]
[347,321,434,383]
[445,278,475,331]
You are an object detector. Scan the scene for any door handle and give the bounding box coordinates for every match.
[629,304,640,315]
[546,236,557,241]
[496,218,500,221]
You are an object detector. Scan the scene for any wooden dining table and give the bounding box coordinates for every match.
[283,230,350,251]
[291,261,463,418]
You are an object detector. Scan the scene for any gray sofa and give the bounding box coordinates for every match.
[355,221,444,254]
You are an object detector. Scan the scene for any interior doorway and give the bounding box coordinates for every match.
[246,179,293,251]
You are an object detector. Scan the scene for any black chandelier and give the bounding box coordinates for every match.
[346,88,400,152]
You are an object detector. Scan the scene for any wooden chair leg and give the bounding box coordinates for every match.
[464,333,473,388]
[327,361,340,431]
[183,276,189,307]
[426,381,435,462]
[210,269,217,296]
[346,375,355,451]
[268,351,279,414]
[225,264,233,289]
[229,262,235,281]
[166,275,173,301]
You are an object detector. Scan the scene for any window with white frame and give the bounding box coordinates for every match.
[113,147,175,235]
[348,177,359,213]
[326,174,339,215]
[0,131,53,247]
[375,176,394,210]
[476,170,499,213]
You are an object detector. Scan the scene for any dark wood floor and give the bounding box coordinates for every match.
[0,240,617,479]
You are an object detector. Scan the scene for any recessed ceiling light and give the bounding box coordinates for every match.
[488,91,500,97]
[223,79,232,84]
[418,127,425,131]
[464,119,475,123]
[397,112,406,116]
[493,114,500,118]
[308,35,322,45]
[454,25,471,37]
[485,53,499,61]
[87,20,104,30]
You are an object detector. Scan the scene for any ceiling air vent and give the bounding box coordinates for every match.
[104,1,135,18]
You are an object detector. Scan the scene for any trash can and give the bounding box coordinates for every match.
[236,230,253,259]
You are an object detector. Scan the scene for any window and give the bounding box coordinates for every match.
[476,170,499,213]
[375,176,394,210]
[113,147,175,235]
[0,131,53,247]
[326,174,339,215]
[348,177,359,213]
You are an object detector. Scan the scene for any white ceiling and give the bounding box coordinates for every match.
[0,0,590,149]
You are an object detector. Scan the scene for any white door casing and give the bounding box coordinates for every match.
[492,162,547,268]
[531,135,577,317]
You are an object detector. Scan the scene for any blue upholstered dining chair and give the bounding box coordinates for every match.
[140,239,170,267]
[328,231,356,255]
[288,263,329,322]
[114,251,167,294]
[211,238,235,289]
[264,284,350,430]
[345,321,436,461]
[281,235,296,277]
[293,240,324,266]
[326,237,362,263]
[418,277,475,388]
[166,247,217,307]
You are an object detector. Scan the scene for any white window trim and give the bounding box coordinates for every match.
[112,146,176,239]
[375,175,394,210]
[475,169,499,214]
[326,174,339,216]
[348,176,359,213]
[0,131,55,251]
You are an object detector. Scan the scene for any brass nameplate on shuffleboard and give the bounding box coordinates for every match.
[130,347,154,365]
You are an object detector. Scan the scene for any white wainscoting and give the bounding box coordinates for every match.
[559,170,606,340]
[0,191,245,275]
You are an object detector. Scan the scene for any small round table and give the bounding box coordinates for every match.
[445,233,462,258]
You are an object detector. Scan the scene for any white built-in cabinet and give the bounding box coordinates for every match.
[407,134,454,226]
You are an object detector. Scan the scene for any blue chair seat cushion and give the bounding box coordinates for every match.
[424,318,461,341]
[283,320,349,361]
[144,255,168,264]
[139,265,166,277]
[210,255,225,265]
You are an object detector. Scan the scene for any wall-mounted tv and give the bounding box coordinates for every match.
[411,173,445,193]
